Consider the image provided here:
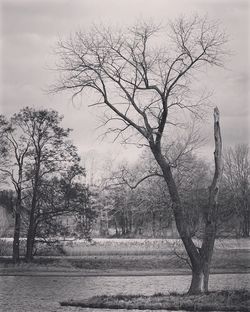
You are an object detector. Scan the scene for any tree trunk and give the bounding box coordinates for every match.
[242,208,249,237]
[26,225,35,261]
[129,210,133,234]
[12,212,21,262]
[12,190,21,263]
[152,148,203,294]
[201,107,222,292]
[114,218,119,237]
[26,196,37,262]
[26,160,40,262]
[152,211,156,237]
[188,268,204,294]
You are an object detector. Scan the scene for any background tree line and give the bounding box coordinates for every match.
[92,144,249,239]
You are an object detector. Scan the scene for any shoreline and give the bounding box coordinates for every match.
[0,268,249,276]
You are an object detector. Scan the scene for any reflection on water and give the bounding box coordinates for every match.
[0,274,249,312]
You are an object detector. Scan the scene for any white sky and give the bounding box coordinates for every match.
[1,0,249,176]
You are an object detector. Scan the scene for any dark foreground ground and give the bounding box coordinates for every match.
[60,289,250,311]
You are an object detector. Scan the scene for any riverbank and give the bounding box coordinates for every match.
[60,289,250,311]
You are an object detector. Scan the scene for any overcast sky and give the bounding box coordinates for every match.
[1,0,249,174]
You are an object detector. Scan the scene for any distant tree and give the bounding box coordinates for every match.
[32,164,95,248]
[90,186,114,237]
[54,17,225,293]
[107,148,210,238]
[12,107,80,261]
[0,190,15,237]
[172,151,210,237]
[1,108,89,262]
[106,156,172,237]
[0,190,14,212]
[0,116,9,184]
[223,144,249,237]
[0,115,31,262]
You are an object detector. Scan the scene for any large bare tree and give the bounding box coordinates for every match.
[54,16,225,294]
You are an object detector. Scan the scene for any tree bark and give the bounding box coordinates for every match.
[26,156,41,262]
[242,205,249,237]
[188,268,204,294]
[12,189,22,263]
[26,201,37,261]
[26,225,36,261]
[200,107,222,292]
[13,213,21,262]
[152,211,156,237]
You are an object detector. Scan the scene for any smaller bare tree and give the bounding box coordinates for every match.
[223,144,249,237]
[0,115,31,262]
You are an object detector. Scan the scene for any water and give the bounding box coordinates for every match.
[0,274,249,312]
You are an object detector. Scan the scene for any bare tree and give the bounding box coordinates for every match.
[0,115,31,262]
[14,107,80,262]
[54,16,225,294]
[223,144,249,237]
[32,164,95,247]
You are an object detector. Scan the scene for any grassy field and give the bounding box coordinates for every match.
[1,238,249,257]
[0,238,249,273]
[62,238,250,256]
[63,238,182,256]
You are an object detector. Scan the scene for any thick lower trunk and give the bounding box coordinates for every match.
[26,156,41,262]
[242,210,249,237]
[203,261,210,293]
[152,211,156,237]
[188,269,204,294]
[12,212,21,263]
[12,192,22,263]
[26,226,35,262]
[26,198,37,262]
[26,214,37,262]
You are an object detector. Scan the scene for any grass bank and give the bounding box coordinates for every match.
[0,249,249,274]
[60,289,250,311]
[1,238,249,257]
[0,238,249,275]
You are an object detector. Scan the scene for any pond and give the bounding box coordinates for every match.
[0,273,249,312]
